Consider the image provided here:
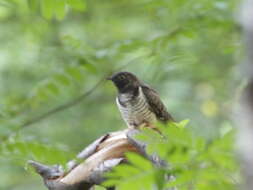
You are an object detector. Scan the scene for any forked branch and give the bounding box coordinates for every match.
[28,129,158,190]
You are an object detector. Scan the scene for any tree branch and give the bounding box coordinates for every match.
[28,129,139,190]
[21,78,105,129]
[28,128,168,190]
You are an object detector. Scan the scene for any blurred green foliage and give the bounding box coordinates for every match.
[104,122,240,190]
[0,0,240,189]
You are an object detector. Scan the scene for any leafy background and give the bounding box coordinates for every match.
[0,0,241,189]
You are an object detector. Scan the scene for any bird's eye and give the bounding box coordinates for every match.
[119,75,125,80]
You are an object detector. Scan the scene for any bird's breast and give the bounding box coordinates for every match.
[116,88,156,128]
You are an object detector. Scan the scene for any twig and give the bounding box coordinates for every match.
[20,77,105,129]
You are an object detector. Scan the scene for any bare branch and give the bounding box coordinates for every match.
[28,128,167,190]
[21,78,106,129]
[28,129,138,190]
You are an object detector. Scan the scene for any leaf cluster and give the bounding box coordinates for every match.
[104,121,240,190]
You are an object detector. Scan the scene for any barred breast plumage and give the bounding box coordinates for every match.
[116,87,156,128]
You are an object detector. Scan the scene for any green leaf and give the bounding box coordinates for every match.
[68,0,86,11]
[125,152,153,170]
[45,82,59,95]
[54,73,71,86]
[61,35,81,49]
[104,152,157,190]
[41,0,54,19]
[166,170,194,188]
[65,66,83,81]
[79,58,98,74]
[28,0,39,11]
[1,138,74,165]
[172,119,190,129]
[55,0,66,20]
[107,165,141,178]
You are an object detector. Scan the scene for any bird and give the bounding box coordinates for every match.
[107,71,174,129]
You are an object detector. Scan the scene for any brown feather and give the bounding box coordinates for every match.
[141,84,174,122]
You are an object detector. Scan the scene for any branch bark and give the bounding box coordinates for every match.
[29,128,167,190]
[28,129,142,190]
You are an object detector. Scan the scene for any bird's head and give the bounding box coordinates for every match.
[107,72,140,93]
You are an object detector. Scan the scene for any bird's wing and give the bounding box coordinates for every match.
[141,84,174,122]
